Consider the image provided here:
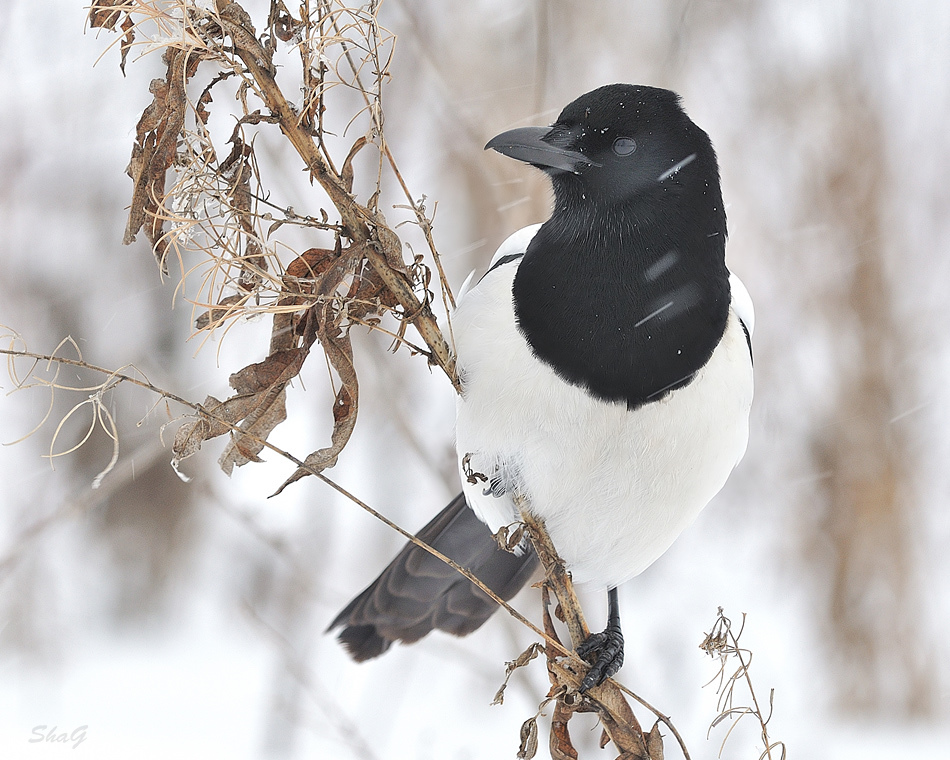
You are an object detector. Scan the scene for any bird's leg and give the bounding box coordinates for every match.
[576,586,624,691]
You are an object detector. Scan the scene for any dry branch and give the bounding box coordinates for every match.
[90,1,459,490]
[0,342,562,658]
[80,5,723,758]
[2,338,690,758]
[214,1,458,387]
[700,609,785,759]
[518,505,668,760]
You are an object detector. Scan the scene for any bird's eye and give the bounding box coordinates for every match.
[612,137,637,156]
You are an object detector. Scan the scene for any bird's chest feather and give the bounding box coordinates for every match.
[512,227,730,409]
[454,252,752,587]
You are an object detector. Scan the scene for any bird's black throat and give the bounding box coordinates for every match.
[513,183,730,409]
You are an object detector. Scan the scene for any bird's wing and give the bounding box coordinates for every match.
[327,493,538,661]
[486,223,543,268]
[456,223,543,302]
[729,271,754,337]
[454,225,548,536]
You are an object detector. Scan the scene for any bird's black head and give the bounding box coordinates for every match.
[486,84,720,212]
[486,84,731,408]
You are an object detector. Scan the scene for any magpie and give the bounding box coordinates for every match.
[329,84,754,691]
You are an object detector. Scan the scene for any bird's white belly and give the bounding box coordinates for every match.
[454,264,753,589]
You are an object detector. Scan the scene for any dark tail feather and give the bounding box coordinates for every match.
[328,493,539,662]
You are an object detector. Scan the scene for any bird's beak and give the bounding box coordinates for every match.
[485,126,599,174]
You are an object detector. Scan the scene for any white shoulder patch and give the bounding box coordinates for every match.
[456,270,477,302]
[456,223,543,302]
[729,271,755,336]
[488,223,543,267]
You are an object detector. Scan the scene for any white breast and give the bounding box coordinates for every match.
[453,231,754,589]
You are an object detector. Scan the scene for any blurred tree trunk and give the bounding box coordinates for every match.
[807,75,935,716]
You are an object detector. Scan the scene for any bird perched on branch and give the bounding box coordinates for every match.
[329,83,754,691]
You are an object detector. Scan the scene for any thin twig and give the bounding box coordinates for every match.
[215,3,459,390]
[518,502,675,760]
[0,346,560,656]
[1,335,695,757]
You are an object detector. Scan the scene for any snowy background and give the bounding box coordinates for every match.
[2,1,949,758]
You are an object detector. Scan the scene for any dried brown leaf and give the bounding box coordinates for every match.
[218,387,286,475]
[229,347,307,395]
[271,4,300,42]
[550,700,578,760]
[507,641,544,673]
[215,349,306,474]
[219,134,267,290]
[285,248,338,280]
[196,88,213,126]
[371,215,408,274]
[517,716,539,760]
[118,13,135,74]
[341,135,371,194]
[88,1,123,29]
[172,393,256,465]
[492,522,526,553]
[89,3,136,73]
[492,643,544,706]
[171,346,309,475]
[124,48,200,271]
[593,696,649,760]
[348,264,401,322]
[646,722,664,760]
[194,294,247,331]
[461,452,488,485]
[273,338,355,490]
[273,247,367,493]
[269,309,298,353]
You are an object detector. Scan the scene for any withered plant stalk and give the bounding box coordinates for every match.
[0,4,788,759]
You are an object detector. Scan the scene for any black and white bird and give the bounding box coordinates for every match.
[329,83,754,691]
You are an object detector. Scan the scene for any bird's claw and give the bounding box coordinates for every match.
[577,625,624,691]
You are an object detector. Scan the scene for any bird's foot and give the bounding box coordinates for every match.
[577,623,624,691]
